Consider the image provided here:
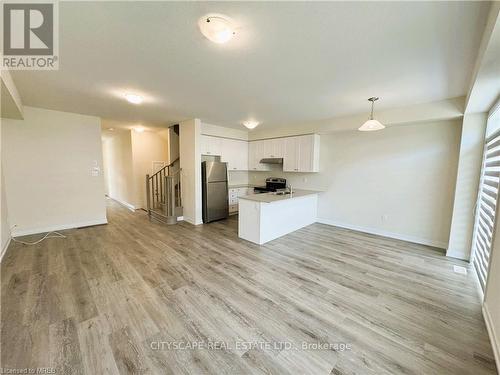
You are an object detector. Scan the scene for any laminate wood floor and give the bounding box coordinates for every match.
[1,199,497,374]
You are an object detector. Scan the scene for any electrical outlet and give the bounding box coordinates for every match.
[381,214,388,222]
[453,265,467,275]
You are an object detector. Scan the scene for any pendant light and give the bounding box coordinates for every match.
[358,97,385,131]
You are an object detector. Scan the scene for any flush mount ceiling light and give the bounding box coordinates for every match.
[133,126,145,133]
[243,121,259,130]
[358,97,385,132]
[124,93,143,104]
[198,14,235,44]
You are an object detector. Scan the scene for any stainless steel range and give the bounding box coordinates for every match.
[254,177,286,194]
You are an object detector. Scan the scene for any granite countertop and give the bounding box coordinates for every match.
[238,189,321,203]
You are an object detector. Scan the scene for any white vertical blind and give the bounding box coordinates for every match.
[472,104,500,291]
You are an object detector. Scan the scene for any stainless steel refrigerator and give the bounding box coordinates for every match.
[202,161,229,223]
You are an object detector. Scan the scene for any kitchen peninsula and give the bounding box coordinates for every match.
[238,190,320,245]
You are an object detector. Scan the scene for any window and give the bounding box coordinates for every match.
[472,102,500,291]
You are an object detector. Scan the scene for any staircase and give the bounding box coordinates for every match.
[146,158,182,224]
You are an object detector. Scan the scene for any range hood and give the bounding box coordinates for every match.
[260,158,283,164]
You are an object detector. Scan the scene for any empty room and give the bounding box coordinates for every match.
[1,1,500,374]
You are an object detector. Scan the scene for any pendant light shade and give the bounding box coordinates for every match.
[359,97,385,132]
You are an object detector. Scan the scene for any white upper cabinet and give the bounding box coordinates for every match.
[283,137,299,172]
[283,134,320,172]
[221,138,248,171]
[248,141,271,171]
[262,138,285,158]
[202,134,319,173]
[200,135,222,156]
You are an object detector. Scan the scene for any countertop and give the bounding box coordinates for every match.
[228,184,255,189]
[238,189,321,203]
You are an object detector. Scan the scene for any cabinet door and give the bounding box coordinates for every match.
[201,135,211,155]
[209,136,222,156]
[201,135,222,156]
[271,138,285,158]
[248,142,258,170]
[262,139,273,158]
[221,138,235,170]
[297,134,320,172]
[283,137,299,172]
[298,135,313,172]
[248,141,269,171]
[261,139,284,158]
[238,141,249,170]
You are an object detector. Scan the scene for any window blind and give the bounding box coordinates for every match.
[472,130,500,290]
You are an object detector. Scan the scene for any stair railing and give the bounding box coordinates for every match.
[146,158,181,224]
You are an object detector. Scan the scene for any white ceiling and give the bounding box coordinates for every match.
[12,1,490,129]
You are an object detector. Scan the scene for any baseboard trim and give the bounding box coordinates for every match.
[0,236,12,263]
[315,218,447,249]
[483,302,500,371]
[107,196,136,211]
[11,218,108,237]
[445,250,470,261]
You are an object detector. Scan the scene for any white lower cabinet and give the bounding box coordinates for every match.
[228,187,253,214]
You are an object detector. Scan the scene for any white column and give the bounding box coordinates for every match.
[447,113,487,260]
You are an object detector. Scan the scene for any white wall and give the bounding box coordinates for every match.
[202,122,248,140]
[1,170,10,258]
[249,119,461,248]
[2,106,107,236]
[158,126,179,165]
[1,122,11,259]
[0,69,23,119]
[102,130,135,209]
[180,119,202,225]
[131,130,168,209]
[447,113,487,260]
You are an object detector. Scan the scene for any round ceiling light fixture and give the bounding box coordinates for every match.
[243,120,259,130]
[358,97,385,132]
[124,93,143,105]
[198,14,235,44]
